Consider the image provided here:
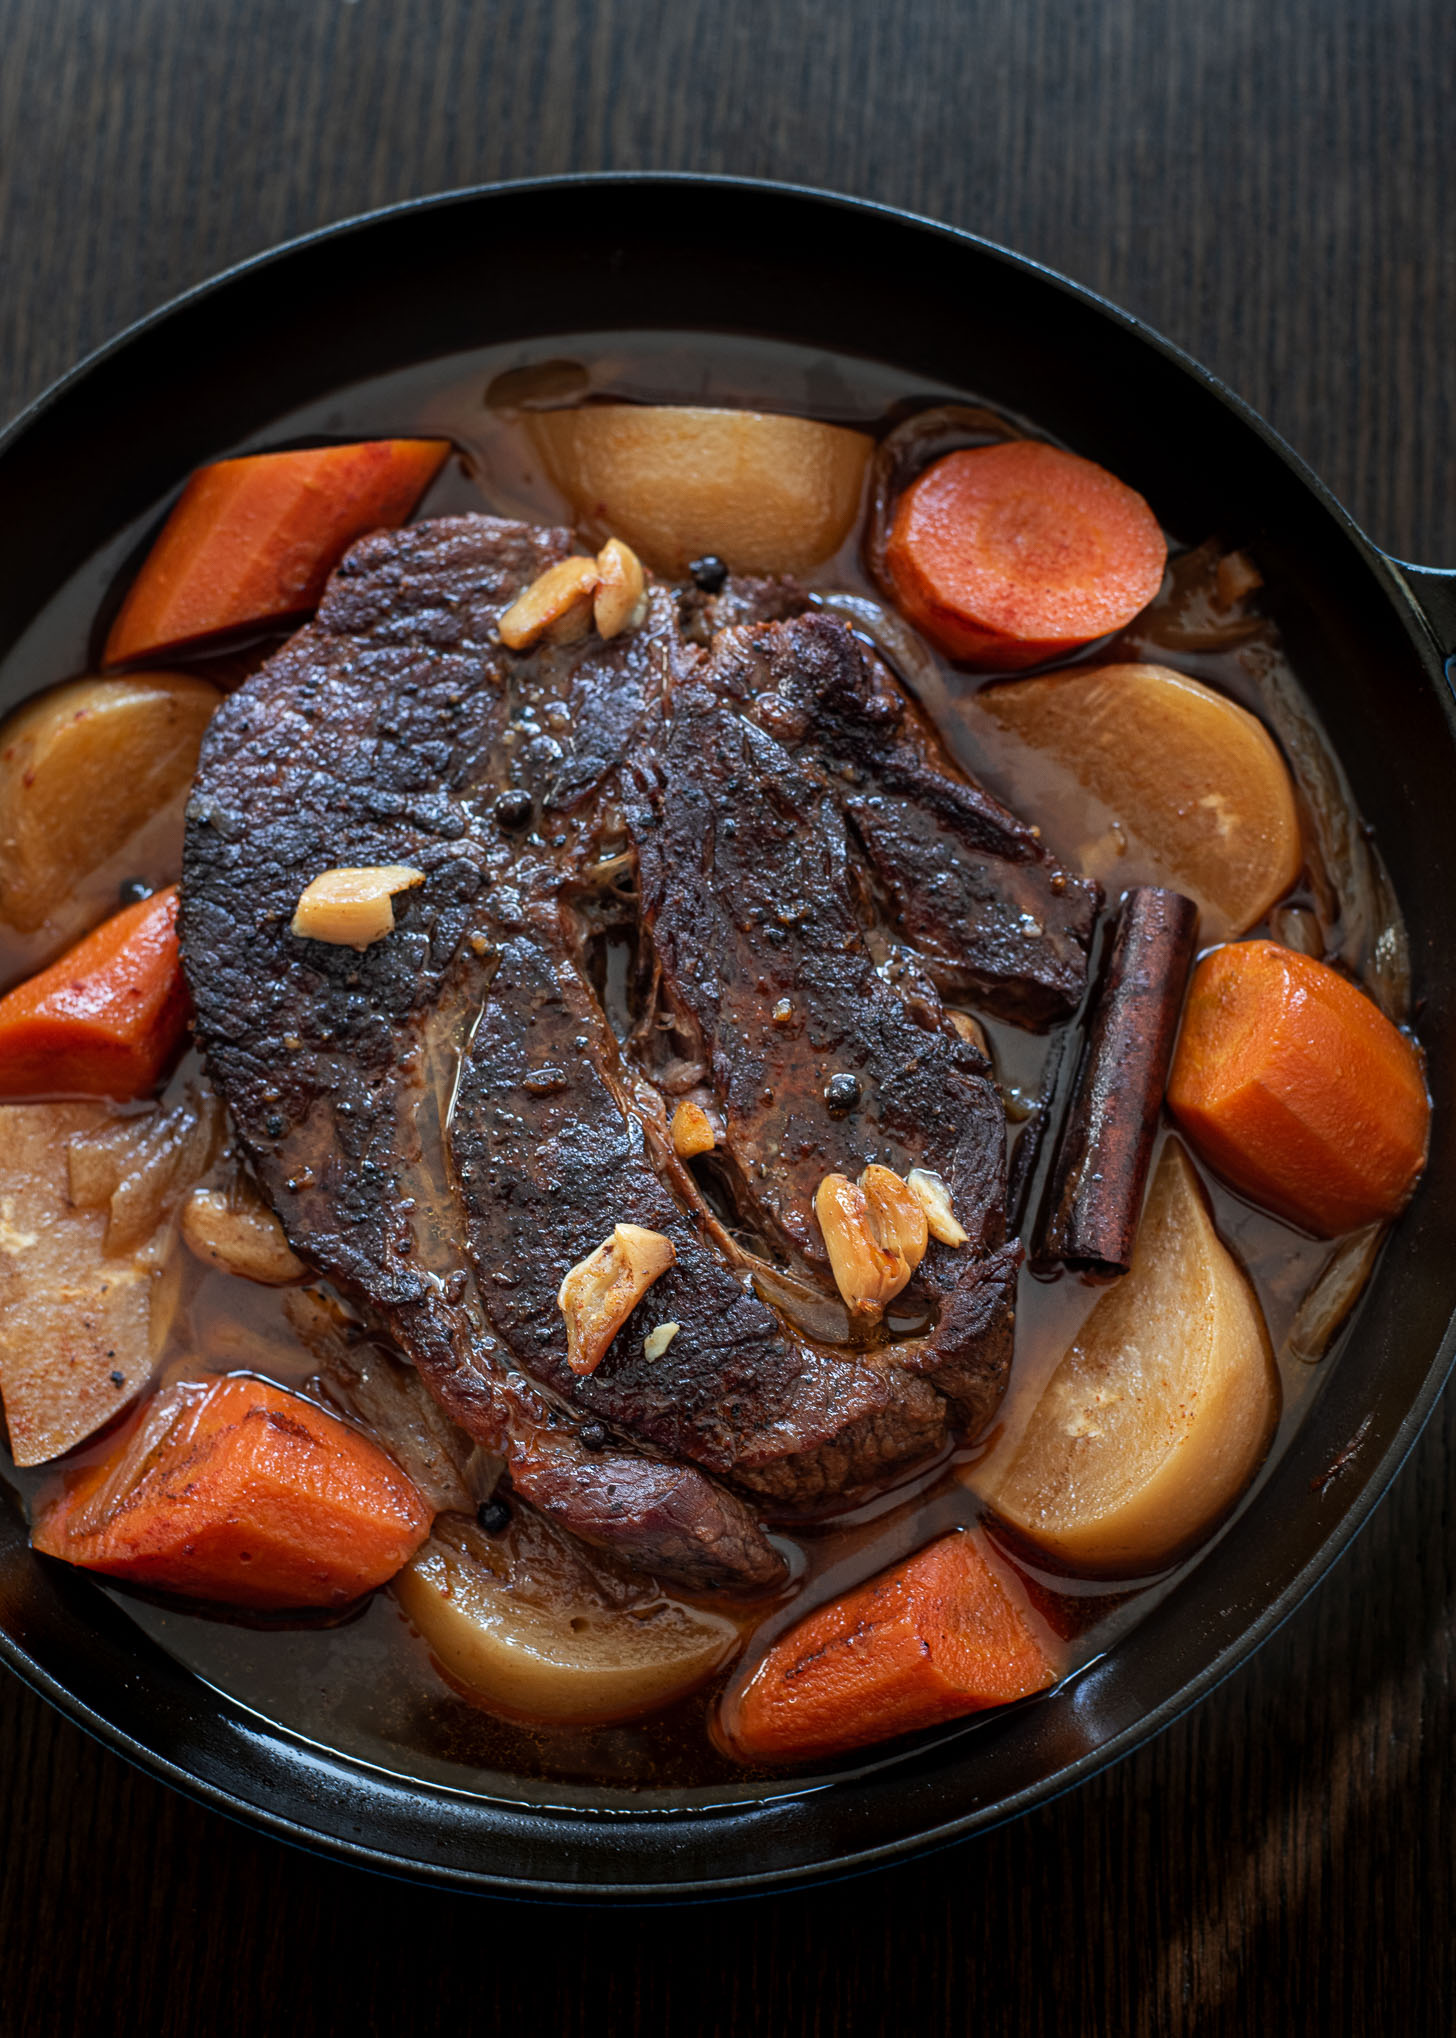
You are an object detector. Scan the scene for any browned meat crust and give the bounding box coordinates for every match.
[622,634,1010,1277]
[181,513,1092,1589]
[709,610,1100,1026]
[454,928,948,1490]
[181,517,785,1591]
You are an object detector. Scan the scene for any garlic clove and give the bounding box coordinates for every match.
[670,1100,717,1159]
[499,555,601,651]
[813,1174,911,1319]
[558,1223,676,1376]
[859,1163,930,1270]
[906,1167,969,1247]
[291,865,425,950]
[593,538,649,640]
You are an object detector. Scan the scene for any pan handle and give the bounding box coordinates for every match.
[1387,557,1456,681]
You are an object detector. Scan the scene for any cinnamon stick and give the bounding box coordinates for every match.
[1034,887,1198,1278]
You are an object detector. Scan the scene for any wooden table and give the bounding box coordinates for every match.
[1,3,1452,2029]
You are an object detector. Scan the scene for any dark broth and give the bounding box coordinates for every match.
[0,330,1407,1800]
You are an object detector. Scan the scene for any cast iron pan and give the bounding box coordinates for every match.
[1,176,1454,1901]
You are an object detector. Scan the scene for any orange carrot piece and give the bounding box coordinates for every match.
[103,438,451,666]
[724,1530,1056,1765]
[884,441,1167,669]
[0,887,188,1099]
[33,1374,432,1610]
[1167,940,1430,1235]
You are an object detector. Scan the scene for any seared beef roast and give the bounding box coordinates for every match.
[180,514,1097,1591]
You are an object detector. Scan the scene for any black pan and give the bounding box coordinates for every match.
[1,175,1453,1900]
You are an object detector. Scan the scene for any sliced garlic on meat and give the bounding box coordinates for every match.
[593,538,648,639]
[906,1168,969,1247]
[643,1321,680,1360]
[814,1164,938,1318]
[670,1100,716,1159]
[558,1223,676,1376]
[499,555,601,651]
[813,1174,912,1320]
[291,865,425,950]
[858,1164,930,1269]
[947,1010,990,1057]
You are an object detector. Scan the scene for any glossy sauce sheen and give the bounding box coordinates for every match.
[0,332,1408,1797]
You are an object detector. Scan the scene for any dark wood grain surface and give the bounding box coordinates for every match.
[1,3,1452,2032]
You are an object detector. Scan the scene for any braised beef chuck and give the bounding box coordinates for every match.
[711,611,1101,1026]
[453,925,950,1498]
[181,512,1092,1588]
[182,516,784,1591]
[622,650,1009,1276]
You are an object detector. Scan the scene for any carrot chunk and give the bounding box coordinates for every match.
[0,887,188,1099]
[33,1374,432,1609]
[724,1530,1056,1765]
[103,438,451,666]
[1167,940,1430,1235]
[884,441,1167,669]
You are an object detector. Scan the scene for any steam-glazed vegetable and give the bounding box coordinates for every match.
[882,441,1167,668]
[527,403,872,575]
[396,1510,737,1725]
[0,673,219,950]
[1167,941,1430,1234]
[988,1142,1279,1576]
[33,1374,432,1608]
[0,1102,179,1464]
[103,438,450,666]
[976,663,1303,940]
[724,1530,1055,1764]
[0,888,188,1099]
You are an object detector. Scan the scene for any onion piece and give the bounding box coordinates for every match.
[1283,1224,1386,1365]
[67,1082,225,1256]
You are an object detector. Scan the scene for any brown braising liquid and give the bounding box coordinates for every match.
[0,331,1407,1801]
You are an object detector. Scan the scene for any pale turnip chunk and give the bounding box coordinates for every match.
[528,403,871,576]
[0,673,219,952]
[975,662,1302,942]
[0,1103,170,1465]
[989,1141,1279,1575]
[396,1508,737,1725]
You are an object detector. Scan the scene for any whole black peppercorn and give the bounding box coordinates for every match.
[824,1072,862,1114]
[688,554,728,592]
[109,1369,125,1388]
[118,877,154,906]
[578,1420,607,1451]
[494,789,534,830]
[476,1498,511,1533]
[264,1113,287,1138]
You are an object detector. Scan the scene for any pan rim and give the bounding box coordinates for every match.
[1,171,1452,1900]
